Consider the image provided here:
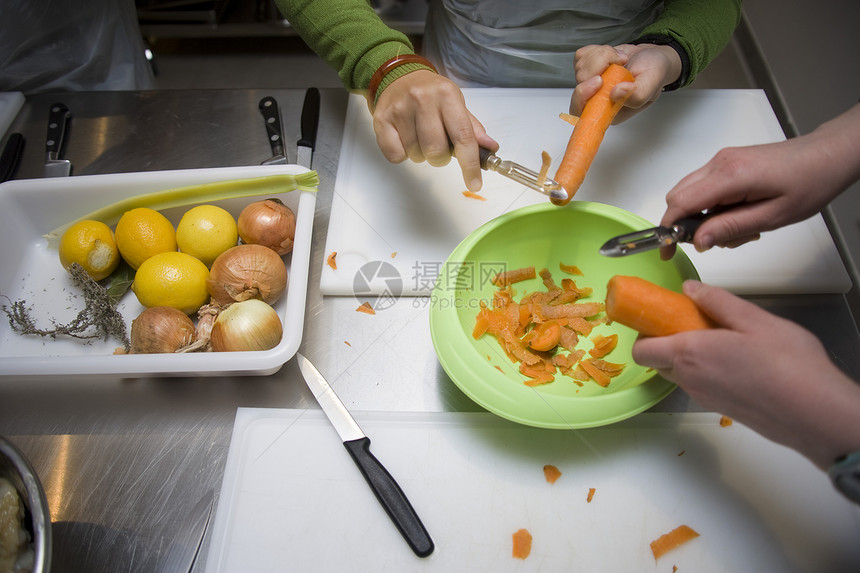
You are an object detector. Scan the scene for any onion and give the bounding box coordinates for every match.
[238,198,296,255]
[207,244,287,305]
[210,299,283,352]
[130,306,196,354]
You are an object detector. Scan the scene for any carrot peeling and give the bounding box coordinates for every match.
[355,302,376,315]
[719,415,733,427]
[512,528,533,559]
[586,487,596,503]
[543,464,562,484]
[326,251,337,270]
[537,150,552,186]
[605,275,715,337]
[492,266,536,287]
[650,525,700,561]
[559,112,579,127]
[552,64,635,205]
[462,190,487,201]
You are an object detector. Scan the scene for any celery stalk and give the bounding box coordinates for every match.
[45,171,318,246]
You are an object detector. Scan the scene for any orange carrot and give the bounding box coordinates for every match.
[719,415,733,427]
[528,321,562,352]
[543,464,562,484]
[559,262,583,276]
[512,529,533,559]
[605,275,715,337]
[326,251,337,270]
[462,190,487,201]
[552,64,634,205]
[650,525,700,561]
[579,358,612,387]
[492,266,536,287]
[586,487,596,503]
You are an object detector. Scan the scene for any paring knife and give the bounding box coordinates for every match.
[44,102,71,177]
[296,87,320,169]
[259,96,288,165]
[478,145,566,200]
[600,212,711,257]
[295,353,435,558]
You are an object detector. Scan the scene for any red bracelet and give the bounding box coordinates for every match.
[367,54,438,109]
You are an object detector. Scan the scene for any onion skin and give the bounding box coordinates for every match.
[130,306,196,354]
[238,198,296,255]
[207,244,287,305]
[210,299,283,352]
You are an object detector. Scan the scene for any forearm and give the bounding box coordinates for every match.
[638,0,742,87]
[274,0,416,89]
[805,102,860,198]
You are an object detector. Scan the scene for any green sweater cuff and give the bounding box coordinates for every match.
[373,62,437,107]
[639,0,742,87]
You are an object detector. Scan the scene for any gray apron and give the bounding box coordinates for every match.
[423,0,663,87]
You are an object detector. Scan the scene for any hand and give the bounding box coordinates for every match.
[632,280,860,469]
[658,103,860,259]
[571,43,682,123]
[372,70,499,192]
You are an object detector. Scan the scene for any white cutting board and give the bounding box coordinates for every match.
[206,409,860,573]
[321,90,850,296]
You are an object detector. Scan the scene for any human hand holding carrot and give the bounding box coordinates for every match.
[632,280,860,470]
[571,43,683,123]
[372,69,499,192]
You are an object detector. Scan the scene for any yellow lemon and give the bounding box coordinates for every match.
[176,205,238,267]
[58,220,120,281]
[131,251,210,314]
[115,207,177,270]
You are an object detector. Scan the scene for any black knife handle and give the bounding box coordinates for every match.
[298,87,320,150]
[46,102,70,156]
[674,209,728,243]
[258,97,285,156]
[0,133,25,183]
[343,437,434,558]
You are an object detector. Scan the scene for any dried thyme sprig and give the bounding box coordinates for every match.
[1,263,130,351]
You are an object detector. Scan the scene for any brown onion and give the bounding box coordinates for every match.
[130,306,196,354]
[207,244,287,305]
[238,198,296,255]
[210,299,282,352]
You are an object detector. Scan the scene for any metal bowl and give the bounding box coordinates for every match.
[0,436,51,573]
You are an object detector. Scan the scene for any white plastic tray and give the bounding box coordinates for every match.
[0,165,316,377]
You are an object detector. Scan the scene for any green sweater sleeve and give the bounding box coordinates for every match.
[274,0,423,91]
[639,0,743,87]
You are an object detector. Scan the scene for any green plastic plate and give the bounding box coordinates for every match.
[429,201,700,429]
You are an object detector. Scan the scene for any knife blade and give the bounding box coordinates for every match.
[295,353,434,558]
[44,102,71,177]
[296,87,319,169]
[599,212,710,257]
[478,146,567,201]
[259,96,288,165]
[0,133,24,183]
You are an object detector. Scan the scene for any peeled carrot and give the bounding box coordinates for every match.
[605,275,715,337]
[552,64,634,205]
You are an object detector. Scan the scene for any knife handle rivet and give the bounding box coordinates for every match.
[267,117,276,124]
[270,134,280,143]
[46,139,55,146]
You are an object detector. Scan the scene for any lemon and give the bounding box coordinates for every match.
[115,207,177,270]
[176,205,238,267]
[131,251,210,314]
[58,220,121,281]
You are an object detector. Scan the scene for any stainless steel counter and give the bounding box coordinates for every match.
[1,89,859,572]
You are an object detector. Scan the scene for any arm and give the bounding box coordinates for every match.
[571,0,742,122]
[632,280,860,470]
[274,0,494,191]
[659,103,860,258]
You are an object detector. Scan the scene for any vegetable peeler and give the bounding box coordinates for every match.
[599,212,712,257]
[477,146,567,201]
